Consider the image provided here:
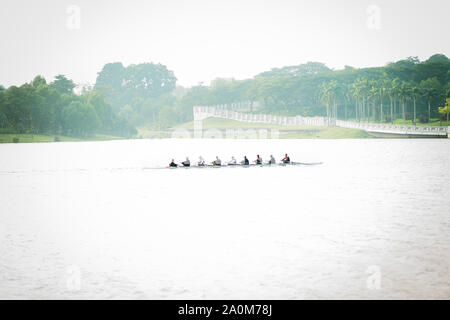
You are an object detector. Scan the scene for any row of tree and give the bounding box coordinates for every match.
[319,75,449,125]
[1,54,449,138]
[0,75,136,137]
[94,62,179,129]
[173,55,450,125]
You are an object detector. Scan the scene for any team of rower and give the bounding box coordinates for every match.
[169,154,290,167]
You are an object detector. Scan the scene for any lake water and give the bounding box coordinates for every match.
[0,138,449,299]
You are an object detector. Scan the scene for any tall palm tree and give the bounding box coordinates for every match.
[382,77,393,123]
[369,84,377,122]
[420,78,442,124]
[391,78,401,122]
[421,88,433,123]
[378,80,386,122]
[355,78,370,122]
[320,80,342,125]
[319,81,331,125]
[351,80,361,122]
[344,84,353,121]
[330,80,341,122]
[363,79,371,122]
[411,86,421,125]
[398,82,411,121]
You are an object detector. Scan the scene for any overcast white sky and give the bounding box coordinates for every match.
[1,0,449,88]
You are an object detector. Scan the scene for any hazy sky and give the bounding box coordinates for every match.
[1,0,449,88]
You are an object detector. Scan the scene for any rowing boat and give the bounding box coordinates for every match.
[149,162,323,170]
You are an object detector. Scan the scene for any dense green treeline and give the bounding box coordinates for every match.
[1,54,449,139]
[0,75,136,137]
[175,55,450,125]
[91,55,450,132]
[94,62,181,129]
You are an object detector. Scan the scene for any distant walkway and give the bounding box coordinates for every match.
[336,120,449,137]
[193,106,449,138]
[193,106,326,126]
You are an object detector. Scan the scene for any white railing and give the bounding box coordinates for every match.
[193,106,449,137]
[336,120,448,136]
[193,106,327,126]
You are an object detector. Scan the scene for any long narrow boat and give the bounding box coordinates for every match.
[149,162,322,170]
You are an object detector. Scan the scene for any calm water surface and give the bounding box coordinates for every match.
[0,138,449,299]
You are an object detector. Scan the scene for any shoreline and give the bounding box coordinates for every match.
[3,118,449,143]
[3,129,448,144]
[0,133,124,144]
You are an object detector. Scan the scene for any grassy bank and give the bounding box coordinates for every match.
[0,133,124,144]
[280,127,373,139]
[353,119,450,127]
[136,126,172,139]
[175,117,373,138]
[136,117,374,139]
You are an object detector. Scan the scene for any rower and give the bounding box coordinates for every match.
[268,155,276,164]
[255,155,262,165]
[169,159,178,167]
[198,156,205,166]
[212,156,222,166]
[181,157,190,167]
[228,156,237,165]
[242,156,249,165]
[282,154,291,164]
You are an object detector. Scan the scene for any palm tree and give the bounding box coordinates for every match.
[320,80,344,125]
[362,79,371,122]
[420,87,433,124]
[344,84,353,120]
[330,80,341,123]
[398,82,411,121]
[378,81,386,122]
[354,78,370,122]
[420,77,442,124]
[383,77,394,123]
[351,80,361,122]
[391,78,401,122]
[411,85,421,125]
[369,82,378,122]
[319,82,332,126]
